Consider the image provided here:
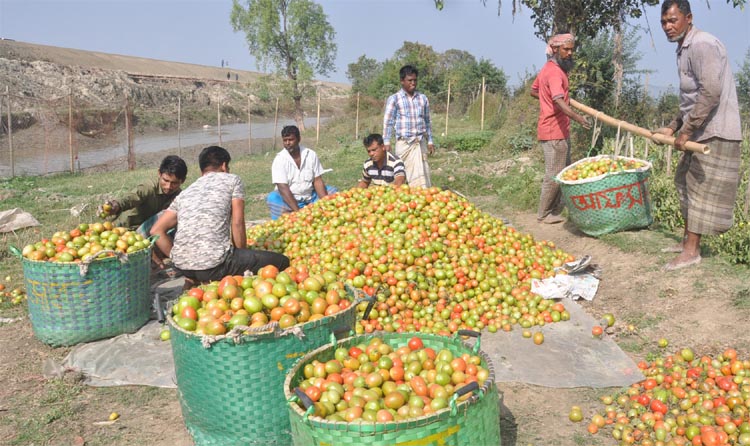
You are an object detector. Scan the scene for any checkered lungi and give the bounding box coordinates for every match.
[395,138,431,188]
[675,137,741,235]
[537,139,571,220]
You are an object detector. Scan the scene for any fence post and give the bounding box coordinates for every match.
[273,97,279,150]
[69,87,74,173]
[125,95,135,171]
[177,96,182,157]
[316,90,321,146]
[247,96,253,155]
[355,92,360,141]
[444,80,451,138]
[480,76,486,131]
[6,86,14,178]
[217,97,222,145]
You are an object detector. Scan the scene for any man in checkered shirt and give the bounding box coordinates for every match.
[382,65,435,188]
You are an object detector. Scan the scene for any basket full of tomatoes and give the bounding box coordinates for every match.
[9,222,153,347]
[555,155,653,237]
[284,331,501,446]
[166,268,364,446]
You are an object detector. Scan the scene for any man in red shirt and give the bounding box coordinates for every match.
[531,33,590,224]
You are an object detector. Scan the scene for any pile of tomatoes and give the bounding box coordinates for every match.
[292,335,490,422]
[170,266,353,336]
[0,279,26,306]
[560,157,647,182]
[247,186,574,336]
[573,347,750,445]
[20,222,151,263]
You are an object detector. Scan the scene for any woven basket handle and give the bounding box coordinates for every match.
[455,329,481,354]
[78,249,128,277]
[8,245,23,259]
[449,381,480,416]
[293,387,317,421]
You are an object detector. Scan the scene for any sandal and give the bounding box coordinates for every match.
[157,267,182,279]
[663,255,702,271]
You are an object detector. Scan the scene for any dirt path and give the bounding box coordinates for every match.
[495,210,750,445]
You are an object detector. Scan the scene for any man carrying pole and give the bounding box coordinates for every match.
[653,0,742,271]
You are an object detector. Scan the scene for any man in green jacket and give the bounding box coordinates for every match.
[100,155,187,272]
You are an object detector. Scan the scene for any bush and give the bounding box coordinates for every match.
[649,171,684,232]
[706,220,750,265]
[436,131,494,152]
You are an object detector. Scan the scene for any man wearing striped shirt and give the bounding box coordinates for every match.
[383,65,435,188]
[357,133,406,188]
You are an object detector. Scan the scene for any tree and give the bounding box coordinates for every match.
[231,0,337,130]
[435,0,747,40]
[736,48,750,120]
[346,55,381,94]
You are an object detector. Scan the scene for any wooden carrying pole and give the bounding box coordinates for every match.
[570,99,710,154]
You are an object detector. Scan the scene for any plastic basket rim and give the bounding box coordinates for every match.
[165,295,359,342]
[556,155,652,185]
[283,331,498,430]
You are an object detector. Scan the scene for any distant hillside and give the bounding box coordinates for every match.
[0,39,349,112]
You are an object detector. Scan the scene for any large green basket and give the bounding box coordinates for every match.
[11,246,152,347]
[556,155,653,237]
[284,331,502,446]
[167,298,360,446]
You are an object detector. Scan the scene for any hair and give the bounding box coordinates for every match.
[281,125,301,140]
[363,133,384,147]
[399,65,418,80]
[661,0,691,16]
[198,146,231,172]
[159,155,188,181]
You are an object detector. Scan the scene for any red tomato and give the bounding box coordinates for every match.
[407,337,424,351]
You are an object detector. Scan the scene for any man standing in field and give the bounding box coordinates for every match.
[357,133,406,188]
[653,0,742,270]
[383,65,434,188]
[530,34,590,224]
[266,125,337,220]
[151,146,289,283]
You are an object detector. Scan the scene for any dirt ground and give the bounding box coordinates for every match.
[0,207,748,446]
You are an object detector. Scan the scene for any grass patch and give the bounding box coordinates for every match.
[9,379,83,446]
[732,288,750,310]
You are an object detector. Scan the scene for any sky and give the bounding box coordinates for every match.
[1,0,748,93]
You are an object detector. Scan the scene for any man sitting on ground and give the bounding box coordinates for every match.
[151,146,289,284]
[99,155,187,273]
[357,133,406,188]
[266,125,337,220]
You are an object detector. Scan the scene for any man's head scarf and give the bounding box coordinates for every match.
[546,33,575,57]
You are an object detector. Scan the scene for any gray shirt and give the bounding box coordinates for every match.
[668,27,742,142]
[168,172,245,270]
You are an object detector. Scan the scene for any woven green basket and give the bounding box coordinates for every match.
[167,297,360,446]
[556,155,653,237]
[284,331,502,446]
[10,246,152,347]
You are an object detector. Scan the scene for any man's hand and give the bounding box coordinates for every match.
[427,143,435,155]
[674,132,690,152]
[577,115,591,130]
[651,127,675,145]
[97,200,119,219]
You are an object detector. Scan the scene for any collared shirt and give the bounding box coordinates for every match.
[271,146,325,202]
[361,152,406,186]
[383,89,433,145]
[668,27,742,142]
[115,178,180,229]
[531,60,570,141]
[169,172,244,271]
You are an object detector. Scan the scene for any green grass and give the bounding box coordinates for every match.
[732,288,750,310]
[8,379,83,446]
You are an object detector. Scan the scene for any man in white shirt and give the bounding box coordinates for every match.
[266,125,336,220]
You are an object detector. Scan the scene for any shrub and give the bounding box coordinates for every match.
[436,131,494,152]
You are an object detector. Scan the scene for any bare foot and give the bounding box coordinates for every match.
[663,253,702,271]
